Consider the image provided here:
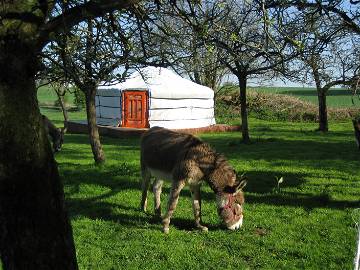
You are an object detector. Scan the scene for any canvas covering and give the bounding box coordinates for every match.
[96,67,216,129]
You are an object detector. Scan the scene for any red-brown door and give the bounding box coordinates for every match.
[122,90,149,128]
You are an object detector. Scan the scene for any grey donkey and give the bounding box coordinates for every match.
[140,126,246,233]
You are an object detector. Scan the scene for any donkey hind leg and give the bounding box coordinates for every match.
[162,180,186,234]
[153,179,163,218]
[140,167,151,212]
[189,184,208,232]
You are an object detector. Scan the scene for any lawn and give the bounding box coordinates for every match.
[6,88,356,269]
[48,114,359,269]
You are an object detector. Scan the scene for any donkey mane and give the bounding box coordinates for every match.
[207,153,237,193]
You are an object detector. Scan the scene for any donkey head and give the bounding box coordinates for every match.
[216,178,247,230]
[52,128,65,153]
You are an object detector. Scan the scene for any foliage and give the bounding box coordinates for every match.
[142,1,229,90]
[73,87,86,110]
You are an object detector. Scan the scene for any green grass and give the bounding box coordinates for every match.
[49,117,359,270]
[250,87,360,108]
[32,88,360,269]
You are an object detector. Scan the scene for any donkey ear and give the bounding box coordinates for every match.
[234,179,247,195]
[236,179,247,190]
[223,179,247,194]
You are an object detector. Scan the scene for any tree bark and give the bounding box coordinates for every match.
[82,18,106,165]
[317,88,329,132]
[237,73,251,143]
[84,86,106,164]
[0,43,78,269]
[57,94,69,130]
[311,62,329,132]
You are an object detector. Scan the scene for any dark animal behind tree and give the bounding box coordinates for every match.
[353,118,360,150]
[42,115,64,152]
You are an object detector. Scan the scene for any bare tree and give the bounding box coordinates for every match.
[268,1,360,131]
[42,12,137,164]
[266,0,360,34]
[295,12,355,131]
[131,2,229,92]
[183,0,300,142]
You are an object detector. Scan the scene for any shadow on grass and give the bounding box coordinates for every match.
[61,163,141,195]
[203,136,359,164]
[68,195,222,232]
[60,130,360,231]
[63,163,359,233]
[246,193,360,211]
[62,133,141,147]
[244,171,305,194]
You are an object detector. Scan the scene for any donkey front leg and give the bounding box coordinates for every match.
[140,168,151,212]
[189,184,208,232]
[153,179,163,218]
[162,180,185,234]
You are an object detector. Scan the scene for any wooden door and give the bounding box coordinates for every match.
[122,90,149,128]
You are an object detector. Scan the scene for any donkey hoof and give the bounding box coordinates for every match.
[162,227,170,234]
[197,226,208,232]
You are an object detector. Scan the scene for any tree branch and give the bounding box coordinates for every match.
[265,0,360,34]
[37,0,141,48]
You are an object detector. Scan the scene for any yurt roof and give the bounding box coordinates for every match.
[98,66,214,99]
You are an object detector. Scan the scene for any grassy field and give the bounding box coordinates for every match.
[54,119,360,270]
[250,86,360,108]
[8,87,356,269]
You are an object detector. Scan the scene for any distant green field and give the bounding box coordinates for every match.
[251,87,360,108]
[37,86,85,126]
[37,86,76,107]
[38,85,360,110]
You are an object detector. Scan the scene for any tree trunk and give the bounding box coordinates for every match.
[317,88,328,132]
[84,86,106,164]
[57,95,69,130]
[311,62,329,132]
[0,44,78,269]
[237,74,250,143]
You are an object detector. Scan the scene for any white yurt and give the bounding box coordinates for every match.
[95,66,216,129]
